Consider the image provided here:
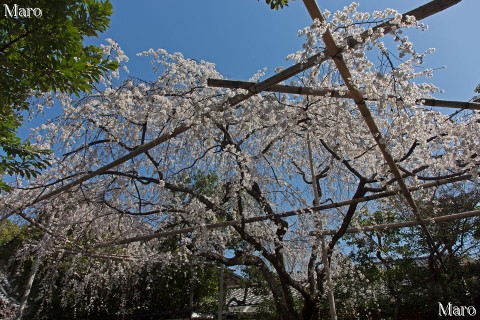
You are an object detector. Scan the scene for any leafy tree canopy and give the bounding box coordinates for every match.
[0,0,118,192]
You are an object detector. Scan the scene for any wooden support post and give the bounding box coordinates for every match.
[218,264,225,320]
[15,257,40,320]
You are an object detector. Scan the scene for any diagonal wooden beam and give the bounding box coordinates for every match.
[221,0,461,108]
[302,0,411,210]
[302,0,442,257]
[208,79,480,111]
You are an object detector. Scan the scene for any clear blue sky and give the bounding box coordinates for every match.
[95,0,479,101]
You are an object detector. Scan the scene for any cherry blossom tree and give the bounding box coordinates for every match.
[1,3,479,319]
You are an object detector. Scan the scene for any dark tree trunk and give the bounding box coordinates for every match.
[301,295,320,320]
[260,267,300,320]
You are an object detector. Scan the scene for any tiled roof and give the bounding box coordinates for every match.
[226,287,265,307]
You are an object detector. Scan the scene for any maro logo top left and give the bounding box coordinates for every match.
[3,4,42,18]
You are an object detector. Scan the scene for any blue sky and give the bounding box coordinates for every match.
[95,0,479,101]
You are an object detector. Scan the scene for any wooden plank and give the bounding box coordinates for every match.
[208,79,480,110]
[321,209,480,236]
[422,99,480,110]
[208,78,342,97]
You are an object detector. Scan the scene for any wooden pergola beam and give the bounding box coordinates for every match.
[222,0,460,108]
[208,79,480,111]
[422,98,480,110]
[321,209,480,236]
